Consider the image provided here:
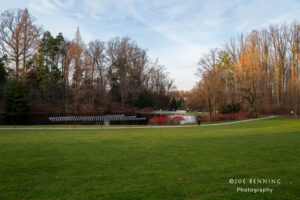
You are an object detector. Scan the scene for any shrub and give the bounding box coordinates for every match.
[143,106,153,113]
[148,115,168,125]
[200,112,248,122]
[170,115,185,125]
[221,103,241,114]
[135,90,155,109]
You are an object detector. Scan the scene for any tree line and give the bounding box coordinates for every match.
[0,8,176,115]
[187,22,300,119]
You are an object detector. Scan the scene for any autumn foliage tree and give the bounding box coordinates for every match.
[188,22,300,119]
[236,31,264,116]
[0,8,41,79]
[0,8,175,115]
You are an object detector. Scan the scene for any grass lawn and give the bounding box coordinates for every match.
[186,112,208,116]
[0,117,299,200]
[152,111,208,116]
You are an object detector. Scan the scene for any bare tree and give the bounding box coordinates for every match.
[107,37,149,107]
[195,49,225,120]
[269,25,288,106]
[87,39,106,104]
[107,37,131,107]
[200,68,225,120]
[0,8,41,79]
[20,9,41,78]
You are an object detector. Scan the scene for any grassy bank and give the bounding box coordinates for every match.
[0,117,299,199]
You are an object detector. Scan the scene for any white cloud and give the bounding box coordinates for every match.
[27,0,96,42]
[232,0,300,32]
[28,0,56,14]
[73,13,85,20]
[53,0,74,8]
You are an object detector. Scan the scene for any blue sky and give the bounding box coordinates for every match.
[1,0,300,90]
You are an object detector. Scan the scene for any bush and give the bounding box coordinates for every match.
[270,105,291,115]
[221,103,241,114]
[154,94,170,110]
[200,112,248,122]
[170,115,185,125]
[143,106,153,113]
[135,90,155,109]
[148,115,168,125]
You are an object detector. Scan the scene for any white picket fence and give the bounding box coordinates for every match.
[49,114,146,124]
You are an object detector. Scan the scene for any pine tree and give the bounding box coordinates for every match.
[4,79,29,114]
[169,97,178,111]
[0,57,7,88]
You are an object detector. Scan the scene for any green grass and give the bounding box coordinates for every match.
[186,112,208,116]
[152,111,208,116]
[0,117,299,200]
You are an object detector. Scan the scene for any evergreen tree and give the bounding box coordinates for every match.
[169,97,178,111]
[0,57,8,92]
[135,90,155,109]
[26,31,64,100]
[4,79,29,114]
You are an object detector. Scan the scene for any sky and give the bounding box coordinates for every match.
[0,0,300,90]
